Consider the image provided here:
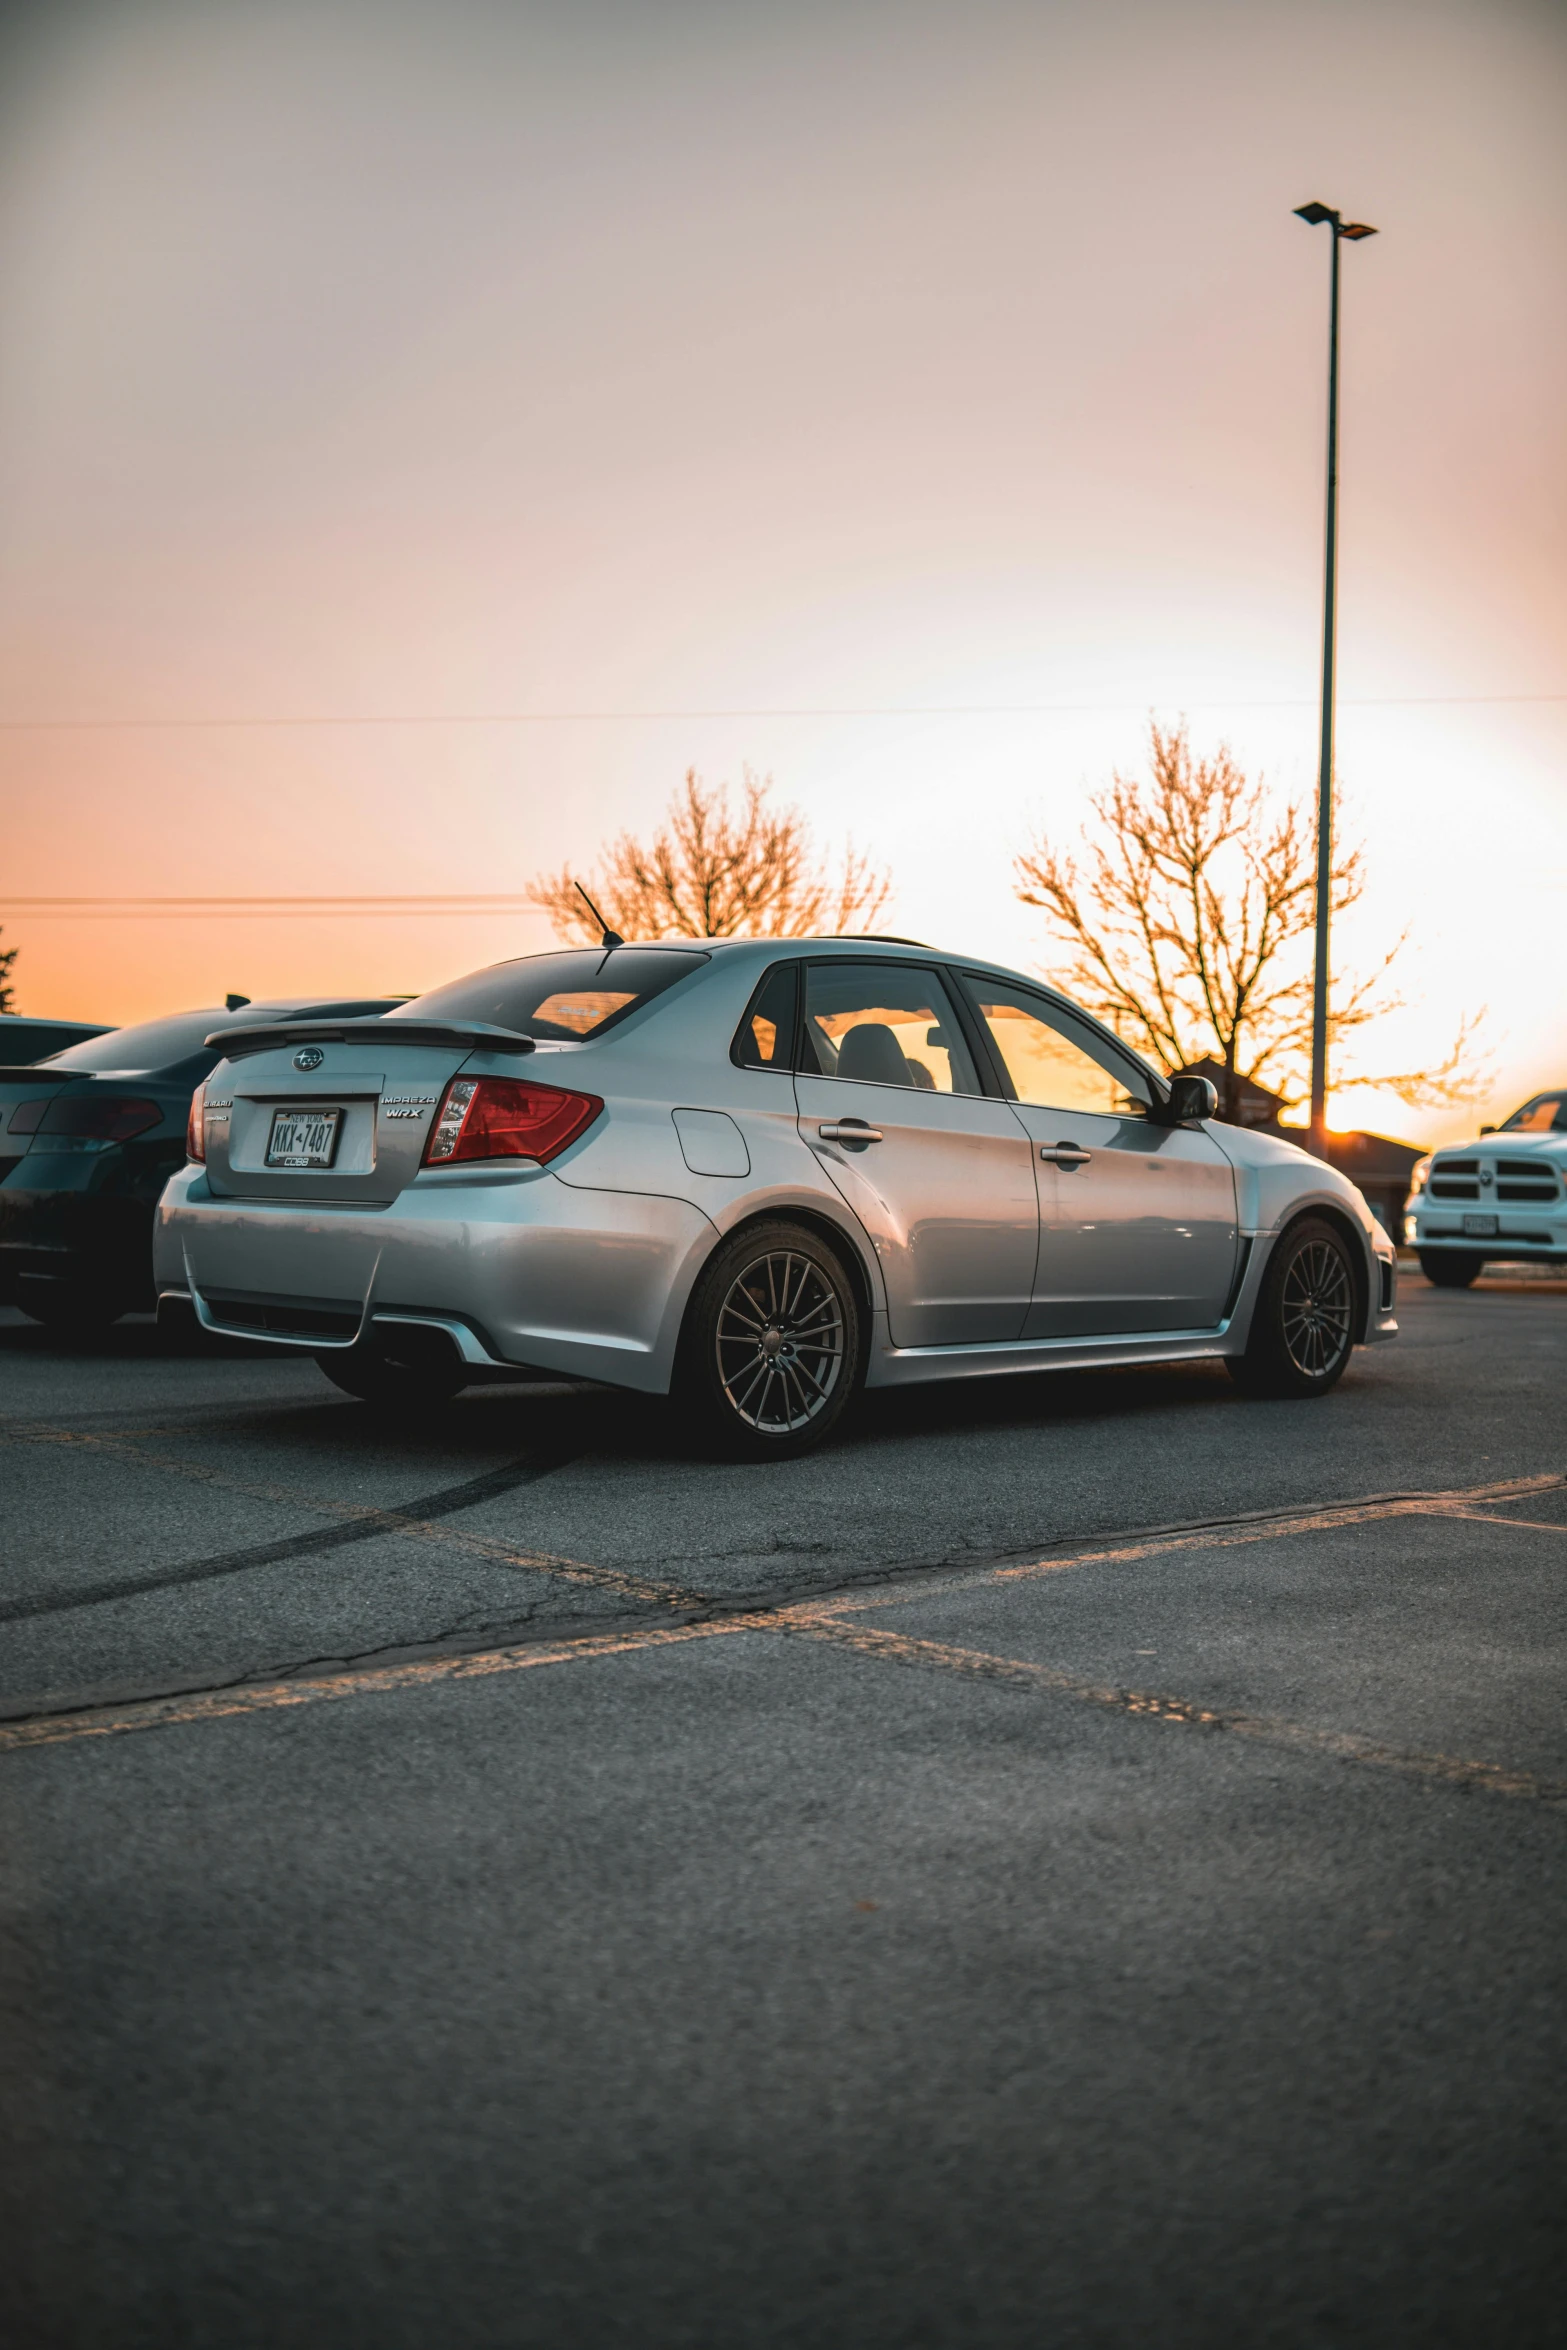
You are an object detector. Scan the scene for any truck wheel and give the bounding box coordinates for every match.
[1418,1251,1482,1289]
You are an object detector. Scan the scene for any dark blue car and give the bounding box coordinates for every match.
[0,998,402,1328]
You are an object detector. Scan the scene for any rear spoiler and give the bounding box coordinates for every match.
[0,1067,77,1083]
[204,1017,537,1061]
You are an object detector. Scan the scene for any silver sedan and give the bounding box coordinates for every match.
[154,938,1398,1455]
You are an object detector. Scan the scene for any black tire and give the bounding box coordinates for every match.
[1227,1216,1360,1399]
[316,1347,468,1411]
[677,1219,864,1460]
[1419,1250,1483,1290]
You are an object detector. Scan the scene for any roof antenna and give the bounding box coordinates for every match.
[573,881,624,951]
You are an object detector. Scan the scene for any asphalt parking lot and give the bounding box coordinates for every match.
[2,1267,1564,2348]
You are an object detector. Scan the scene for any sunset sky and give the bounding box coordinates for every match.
[1,0,1562,1143]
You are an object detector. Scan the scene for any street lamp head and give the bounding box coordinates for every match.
[1295,201,1379,239]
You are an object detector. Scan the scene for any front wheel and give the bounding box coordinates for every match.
[1228,1217,1359,1399]
[316,1347,468,1412]
[677,1220,863,1460]
[1419,1250,1482,1290]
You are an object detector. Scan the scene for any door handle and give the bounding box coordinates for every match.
[1039,1143,1091,1168]
[818,1121,883,1146]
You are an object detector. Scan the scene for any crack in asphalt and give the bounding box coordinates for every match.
[3,1472,1560,1733]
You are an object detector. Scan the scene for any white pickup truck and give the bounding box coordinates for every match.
[1405,1088,1567,1286]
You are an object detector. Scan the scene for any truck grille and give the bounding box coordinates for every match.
[1428,1154,1559,1206]
[1495,1159,1558,1202]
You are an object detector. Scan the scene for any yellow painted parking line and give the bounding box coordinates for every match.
[3,1472,1563,1793]
[789,1619,1567,1809]
[0,1614,779,1755]
[1440,1510,1567,1533]
[8,1586,1563,1816]
[798,1476,1567,1621]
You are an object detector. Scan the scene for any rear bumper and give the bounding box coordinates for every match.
[0,1190,155,1307]
[155,1164,717,1392]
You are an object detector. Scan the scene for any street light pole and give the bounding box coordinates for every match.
[1295,200,1377,1156]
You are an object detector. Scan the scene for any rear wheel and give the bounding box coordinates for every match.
[1228,1217,1359,1399]
[316,1346,468,1411]
[678,1220,863,1459]
[1419,1250,1483,1289]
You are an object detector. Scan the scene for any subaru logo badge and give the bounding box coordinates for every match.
[293,1046,325,1071]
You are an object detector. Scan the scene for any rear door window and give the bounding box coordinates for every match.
[801,964,982,1095]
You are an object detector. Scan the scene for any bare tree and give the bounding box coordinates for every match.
[533,769,892,944]
[1014,720,1480,1124]
[0,929,16,1017]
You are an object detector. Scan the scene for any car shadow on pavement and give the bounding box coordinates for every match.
[0,1309,268,1363]
[0,1306,1354,1473]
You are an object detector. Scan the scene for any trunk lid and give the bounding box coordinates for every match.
[201,1018,535,1207]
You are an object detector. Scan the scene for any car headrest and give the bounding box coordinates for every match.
[835,1022,913,1086]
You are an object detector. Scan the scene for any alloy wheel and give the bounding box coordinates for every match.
[715,1249,846,1435]
[1280,1238,1353,1379]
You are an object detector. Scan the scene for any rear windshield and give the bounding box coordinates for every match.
[39,999,401,1072]
[395,949,710,1042]
[41,1012,223,1071]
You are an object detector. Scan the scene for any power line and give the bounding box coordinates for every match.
[5,896,538,906]
[0,694,1562,732]
[2,895,544,921]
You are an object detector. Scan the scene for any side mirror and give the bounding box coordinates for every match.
[1165,1075,1218,1124]
[1479,1124,1496,1135]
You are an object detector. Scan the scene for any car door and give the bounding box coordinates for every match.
[793,960,1038,1347]
[958,978,1238,1337]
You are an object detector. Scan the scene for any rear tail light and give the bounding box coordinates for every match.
[11,1094,163,1143]
[186,1084,206,1162]
[423,1076,602,1166]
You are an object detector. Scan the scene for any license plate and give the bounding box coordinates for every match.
[1463,1212,1498,1237]
[266,1106,343,1168]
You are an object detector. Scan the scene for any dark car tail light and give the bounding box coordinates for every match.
[13,1095,163,1143]
[186,1084,206,1162]
[423,1076,602,1166]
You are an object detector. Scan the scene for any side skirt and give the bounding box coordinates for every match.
[866,1321,1240,1389]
